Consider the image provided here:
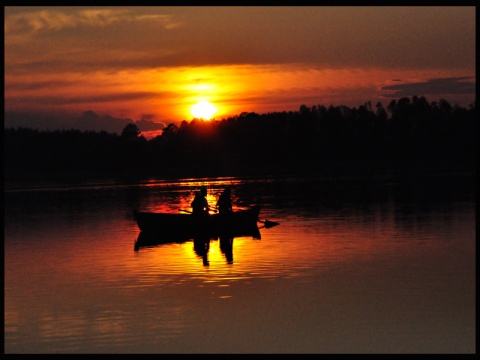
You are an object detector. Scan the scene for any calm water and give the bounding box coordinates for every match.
[4,173,475,353]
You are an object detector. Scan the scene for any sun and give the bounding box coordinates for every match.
[190,100,217,120]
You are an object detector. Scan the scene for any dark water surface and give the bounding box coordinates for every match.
[4,172,475,353]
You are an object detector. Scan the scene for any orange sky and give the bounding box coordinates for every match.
[4,6,476,133]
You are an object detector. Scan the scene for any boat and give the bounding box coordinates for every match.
[133,205,262,241]
[134,230,192,251]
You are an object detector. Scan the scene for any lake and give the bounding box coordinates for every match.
[4,171,476,353]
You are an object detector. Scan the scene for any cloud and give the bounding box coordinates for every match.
[4,109,165,135]
[5,7,475,72]
[5,79,74,92]
[74,110,133,133]
[5,8,185,73]
[5,8,182,38]
[4,110,77,131]
[135,118,166,131]
[74,111,164,134]
[7,91,160,107]
[380,77,475,98]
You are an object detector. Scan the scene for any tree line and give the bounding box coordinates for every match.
[4,96,476,183]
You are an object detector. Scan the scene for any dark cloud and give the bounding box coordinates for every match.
[135,118,166,131]
[74,111,164,134]
[4,110,165,135]
[4,111,77,131]
[380,77,475,98]
[5,79,74,91]
[68,91,160,105]
[6,91,160,107]
[73,110,133,133]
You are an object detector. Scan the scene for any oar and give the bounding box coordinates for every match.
[257,219,279,228]
[180,208,218,214]
[210,205,222,213]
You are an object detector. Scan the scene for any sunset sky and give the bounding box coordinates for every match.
[4,6,476,135]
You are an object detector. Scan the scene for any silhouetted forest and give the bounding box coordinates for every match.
[4,96,476,183]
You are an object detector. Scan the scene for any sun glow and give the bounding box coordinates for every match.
[190,100,217,120]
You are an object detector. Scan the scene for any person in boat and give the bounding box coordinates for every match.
[216,187,232,215]
[191,186,209,216]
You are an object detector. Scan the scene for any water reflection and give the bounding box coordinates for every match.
[219,235,234,264]
[134,220,265,266]
[193,237,211,266]
[4,173,475,353]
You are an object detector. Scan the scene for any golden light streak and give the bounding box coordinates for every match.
[4,64,475,125]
